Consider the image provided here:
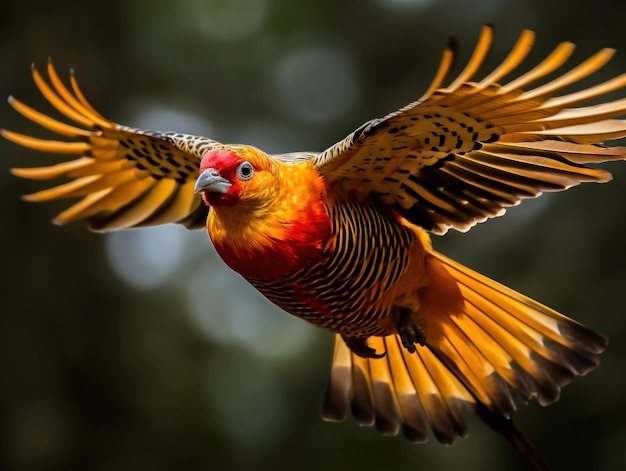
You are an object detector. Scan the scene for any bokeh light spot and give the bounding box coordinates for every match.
[122,102,217,138]
[185,0,267,42]
[106,225,187,288]
[273,46,360,124]
[184,262,317,359]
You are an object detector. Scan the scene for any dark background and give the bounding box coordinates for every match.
[2,0,626,470]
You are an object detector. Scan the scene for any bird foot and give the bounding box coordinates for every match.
[397,309,426,353]
[342,335,386,359]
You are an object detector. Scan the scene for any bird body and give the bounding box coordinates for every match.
[5,26,626,470]
[200,146,439,344]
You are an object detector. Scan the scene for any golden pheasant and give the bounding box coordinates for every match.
[4,26,626,470]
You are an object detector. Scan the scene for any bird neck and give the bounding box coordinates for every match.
[207,164,331,280]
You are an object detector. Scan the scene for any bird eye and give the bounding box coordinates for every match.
[236,161,255,181]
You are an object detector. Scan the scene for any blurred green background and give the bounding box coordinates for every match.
[2,0,626,469]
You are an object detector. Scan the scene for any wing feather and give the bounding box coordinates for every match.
[443,25,494,93]
[500,41,575,91]
[420,37,457,100]
[31,65,102,129]
[4,129,92,154]
[87,178,181,230]
[53,178,156,225]
[45,61,110,126]
[516,48,615,102]
[69,70,108,119]
[6,96,91,137]
[314,27,626,234]
[132,180,203,230]
[3,62,220,231]
[474,29,535,89]
[12,157,132,180]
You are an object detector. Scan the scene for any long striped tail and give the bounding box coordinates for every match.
[322,250,606,469]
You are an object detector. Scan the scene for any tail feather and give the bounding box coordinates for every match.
[322,250,607,467]
[359,336,401,437]
[432,250,607,406]
[323,334,476,445]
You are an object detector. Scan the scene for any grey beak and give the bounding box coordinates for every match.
[194,168,232,194]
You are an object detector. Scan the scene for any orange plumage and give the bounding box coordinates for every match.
[4,26,626,470]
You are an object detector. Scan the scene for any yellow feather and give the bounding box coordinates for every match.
[2,129,91,154]
[31,66,97,129]
[51,188,113,225]
[475,29,535,89]
[53,178,155,224]
[69,70,108,120]
[444,25,493,93]
[420,38,456,100]
[21,175,100,202]
[46,61,111,128]
[542,73,626,109]
[10,157,133,180]
[90,177,179,230]
[21,168,148,202]
[501,41,575,91]
[7,96,91,137]
[517,48,615,102]
[141,180,201,226]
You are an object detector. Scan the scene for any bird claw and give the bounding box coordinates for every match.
[397,309,426,353]
[343,335,386,359]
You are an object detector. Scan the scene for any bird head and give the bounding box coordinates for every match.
[195,146,278,209]
[194,146,330,278]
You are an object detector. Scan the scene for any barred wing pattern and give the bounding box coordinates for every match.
[314,26,626,234]
[2,62,222,231]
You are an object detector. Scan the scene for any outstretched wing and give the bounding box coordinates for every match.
[2,61,222,232]
[314,26,626,234]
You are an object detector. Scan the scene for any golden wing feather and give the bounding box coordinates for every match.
[2,61,223,231]
[314,25,626,234]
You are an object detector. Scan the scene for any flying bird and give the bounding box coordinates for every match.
[4,26,626,470]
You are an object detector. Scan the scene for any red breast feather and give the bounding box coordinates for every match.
[213,196,331,280]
